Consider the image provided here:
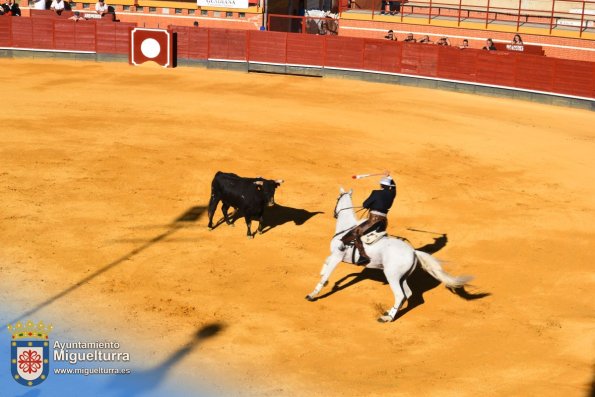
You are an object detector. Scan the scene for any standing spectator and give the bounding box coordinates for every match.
[384,30,396,40]
[419,35,432,44]
[388,0,400,15]
[31,0,46,9]
[380,0,389,15]
[436,37,450,46]
[482,38,497,51]
[459,39,469,49]
[95,0,108,16]
[50,0,65,15]
[403,33,416,43]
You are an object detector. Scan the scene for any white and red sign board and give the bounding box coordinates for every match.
[130,28,174,68]
[197,0,248,9]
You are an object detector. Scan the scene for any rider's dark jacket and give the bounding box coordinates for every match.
[363,188,396,214]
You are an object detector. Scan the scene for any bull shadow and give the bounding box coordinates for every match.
[209,205,323,236]
[315,233,490,320]
[260,204,323,234]
[106,323,224,397]
[3,206,207,328]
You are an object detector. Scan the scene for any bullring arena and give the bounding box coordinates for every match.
[1,55,594,396]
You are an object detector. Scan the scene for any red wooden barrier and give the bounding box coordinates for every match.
[75,22,97,52]
[11,18,34,49]
[248,31,287,64]
[363,39,402,73]
[286,34,325,66]
[0,17,11,47]
[209,28,247,61]
[325,36,365,70]
[2,18,594,100]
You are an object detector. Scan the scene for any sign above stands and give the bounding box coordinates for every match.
[197,0,249,8]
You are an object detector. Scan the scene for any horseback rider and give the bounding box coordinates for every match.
[341,174,397,264]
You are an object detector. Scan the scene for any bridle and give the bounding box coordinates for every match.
[333,192,363,219]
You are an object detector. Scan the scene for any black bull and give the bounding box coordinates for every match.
[207,172,283,238]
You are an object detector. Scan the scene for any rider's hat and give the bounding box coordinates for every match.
[380,175,395,187]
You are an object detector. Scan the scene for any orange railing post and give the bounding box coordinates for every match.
[549,0,556,34]
[457,0,462,26]
[371,0,375,20]
[579,0,586,37]
[516,0,522,30]
[485,0,491,28]
[428,0,433,24]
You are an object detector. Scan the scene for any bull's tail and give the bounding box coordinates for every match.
[414,250,473,288]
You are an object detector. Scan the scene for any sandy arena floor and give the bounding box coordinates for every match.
[0,58,594,396]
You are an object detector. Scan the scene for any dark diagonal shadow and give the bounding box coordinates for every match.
[106,323,224,397]
[15,390,41,397]
[3,206,207,328]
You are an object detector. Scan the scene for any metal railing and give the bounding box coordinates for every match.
[339,0,595,37]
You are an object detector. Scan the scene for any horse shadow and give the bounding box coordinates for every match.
[105,323,224,397]
[316,233,490,320]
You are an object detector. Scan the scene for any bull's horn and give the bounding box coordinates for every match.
[275,179,284,184]
[253,181,264,186]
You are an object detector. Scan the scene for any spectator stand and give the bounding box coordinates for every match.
[338,0,595,38]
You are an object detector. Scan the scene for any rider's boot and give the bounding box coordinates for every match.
[354,237,370,265]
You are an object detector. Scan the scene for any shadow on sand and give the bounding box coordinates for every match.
[315,232,490,320]
[209,204,322,236]
[4,206,207,328]
[106,323,224,397]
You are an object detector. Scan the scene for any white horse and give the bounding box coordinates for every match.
[306,188,473,322]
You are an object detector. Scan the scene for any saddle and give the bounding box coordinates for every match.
[361,230,387,245]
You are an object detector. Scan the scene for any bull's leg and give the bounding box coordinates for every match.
[306,250,343,301]
[207,194,220,230]
[221,203,234,226]
[245,216,253,239]
[257,214,265,234]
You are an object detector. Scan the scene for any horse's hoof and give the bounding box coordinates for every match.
[377,315,392,323]
[305,295,317,302]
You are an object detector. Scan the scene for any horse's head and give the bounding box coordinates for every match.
[334,187,353,219]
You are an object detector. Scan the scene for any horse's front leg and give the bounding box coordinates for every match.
[306,250,343,301]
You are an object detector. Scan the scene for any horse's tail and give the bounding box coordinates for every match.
[414,250,473,288]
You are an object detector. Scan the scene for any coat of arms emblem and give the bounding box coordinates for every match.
[8,320,52,387]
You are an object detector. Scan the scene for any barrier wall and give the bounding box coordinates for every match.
[172,27,595,99]
[1,16,594,100]
[0,17,135,54]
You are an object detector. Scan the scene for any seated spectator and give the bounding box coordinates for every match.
[50,0,64,15]
[507,34,524,51]
[0,3,9,14]
[436,37,450,46]
[11,1,20,15]
[511,34,523,45]
[419,35,432,44]
[69,10,85,21]
[459,39,469,49]
[482,38,497,51]
[380,0,389,14]
[95,0,108,16]
[403,33,416,43]
[384,30,396,40]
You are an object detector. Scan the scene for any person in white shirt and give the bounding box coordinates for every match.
[50,0,64,14]
[95,0,108,16]
[31,0,46,10]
